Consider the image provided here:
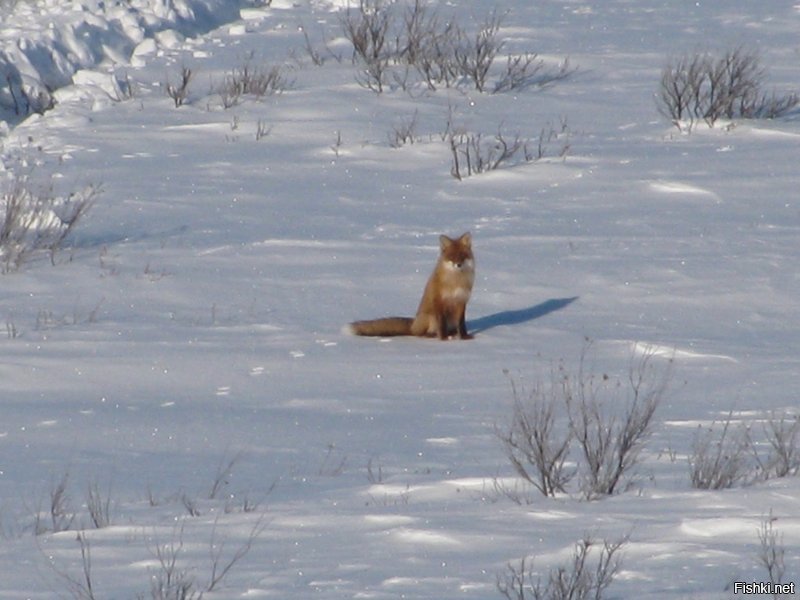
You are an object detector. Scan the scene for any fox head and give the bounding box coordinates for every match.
[439,232,473,270]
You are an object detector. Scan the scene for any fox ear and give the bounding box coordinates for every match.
[439,234,453,251]
[459,232,472,247]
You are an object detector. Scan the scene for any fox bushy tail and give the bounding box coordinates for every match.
[348,317,414,337]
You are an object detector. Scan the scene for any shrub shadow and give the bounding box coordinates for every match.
[468,297,578,334]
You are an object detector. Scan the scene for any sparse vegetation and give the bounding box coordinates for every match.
[497,343,671,500]
[339,0,573,94]
[497,535,628,600]
[0,177,99,273]
[566,346,670,499]
[757,412,800,479]
[496,369,573,498]
[217,61,291,108]
[657,46,798,131]
[757,511,786,594]
[689,410,800,489]
[165,66,193,107]
[448,120,570,179]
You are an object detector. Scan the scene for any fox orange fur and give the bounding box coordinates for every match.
[348,232,475,340]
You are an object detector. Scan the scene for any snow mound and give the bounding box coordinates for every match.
[0,0,241,126]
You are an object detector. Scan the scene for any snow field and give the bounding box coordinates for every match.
[0,0,799,598]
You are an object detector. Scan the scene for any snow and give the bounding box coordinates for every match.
[0,0,799,598]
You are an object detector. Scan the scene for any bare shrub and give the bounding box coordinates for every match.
[47,532,97,600]
[452,10,504,92]
[318,443,347,476]
[690,410,799,489]
[494,55,575,94]
[403,3,462,91]
[688,412,752,489]
[448,119,570,180]
[218,62,290,108]
[497,535,628,600]
[299,23,328,66]
[757,511,786,591]
[1,177,99,272]
[495,370,573,497]
[32,471,75,535]
[758,412,800,479]
[388,110,419,148]
[338,1,572,95]
[207,516,268,591]
[565,346,670,499]
[340,0,394,93]
[148,522,199,600]
[449,129,527,180]
[497,343,670,500]
[47,185,100,265]
[165,66,193,107]
[209,451,242,500]
[255,119,272,141]
[147,516,267,598]
[86,481,112,529]
[49,472,76,533]
[657,47,798,131]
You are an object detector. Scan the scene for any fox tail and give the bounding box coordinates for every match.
[347,317,414,337]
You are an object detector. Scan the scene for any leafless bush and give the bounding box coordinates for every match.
[657,47,798,131]
[403,2,461,91]
[388,110,419,147]
[494,55,575,94]
[530,119,572,162]
[690,410,799,489]
[47,531,97,600]
[566,346,670,499]
[366,456,384,484]
[318,443,348,476]
[165,66,193,107]
[50,472,76,533]
[497,344,670,500]
[688,412,752,489]
[449,120,570,180]
[452,10,504,92]
[86,481,112,529]
[757,511,786,592]
[217,62,290,108]
[449,130,527,179]
[497,535,628,600]
[207,515,268,592]
[340,0,394,92]
[1,177,99,272]
[33,471,76,535]
[147,516,267,598]
[255,119,272,141]
[757,412,800,479]
[47,185,100,265]
[299,23,330,66]
[338,1,572,95]
[495,370,573,497]
[209,451,242,500]
[148,522,199,600]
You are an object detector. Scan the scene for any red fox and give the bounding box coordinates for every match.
[348,232,475,340]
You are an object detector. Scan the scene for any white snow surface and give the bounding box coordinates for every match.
[0,0,799,598]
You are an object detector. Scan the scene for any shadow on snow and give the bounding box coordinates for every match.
[468,297,578,334]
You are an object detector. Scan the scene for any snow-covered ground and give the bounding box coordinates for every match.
[1,0,799,597]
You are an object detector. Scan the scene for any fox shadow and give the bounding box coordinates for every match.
[468,297,578,335]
